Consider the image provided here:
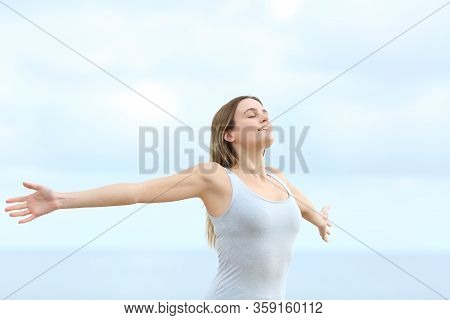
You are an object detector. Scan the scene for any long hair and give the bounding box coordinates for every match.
[206,95,263,248]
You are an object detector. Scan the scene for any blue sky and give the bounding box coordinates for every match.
[1,0,449,254]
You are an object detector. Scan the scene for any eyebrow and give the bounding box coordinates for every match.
[243,107,268,114]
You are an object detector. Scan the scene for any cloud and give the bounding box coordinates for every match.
[101,80,181,128]
[1,0,449,176]
[0,64,16,99]
[305,79,450,175]
[267,0,303,21]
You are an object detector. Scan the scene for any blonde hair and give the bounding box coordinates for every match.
[206,95,263,248]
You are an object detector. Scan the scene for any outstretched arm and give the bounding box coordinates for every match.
[4,163,210,224]
[58,164,206,208]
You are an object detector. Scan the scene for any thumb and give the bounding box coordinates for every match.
[23,181,41,191]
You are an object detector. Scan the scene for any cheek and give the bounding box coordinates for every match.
[234,119,264,142]
[240,130,259,143]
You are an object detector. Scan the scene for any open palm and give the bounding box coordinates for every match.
[4,182,58,224]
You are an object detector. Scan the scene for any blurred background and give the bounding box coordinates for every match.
[0,0,449,299]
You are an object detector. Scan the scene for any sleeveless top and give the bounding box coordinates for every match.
[204,166,302,300]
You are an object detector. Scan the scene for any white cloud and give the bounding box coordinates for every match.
[304,79,450,174]
[267,0,303,21]
[101,81,181,126]
[0,62,18,100]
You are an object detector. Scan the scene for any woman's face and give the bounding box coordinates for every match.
[226,98,273,151]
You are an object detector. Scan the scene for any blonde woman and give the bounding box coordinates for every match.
[5,95,332,300]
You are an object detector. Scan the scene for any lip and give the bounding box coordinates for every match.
[257,125,271,131]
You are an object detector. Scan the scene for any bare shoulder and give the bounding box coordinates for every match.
[172,161,225,193]
[196,161,228,192]
[196,161,225,181]
[195,162,231,216]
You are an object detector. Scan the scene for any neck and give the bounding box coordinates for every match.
[232,145,267,176]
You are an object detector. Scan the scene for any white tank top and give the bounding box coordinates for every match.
[205,166,302,299]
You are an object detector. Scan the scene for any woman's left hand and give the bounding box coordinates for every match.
[318,204,332,242]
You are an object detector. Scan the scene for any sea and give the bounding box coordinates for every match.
[0,249,448,300]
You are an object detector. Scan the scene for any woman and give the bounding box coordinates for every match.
[4,95,332,300]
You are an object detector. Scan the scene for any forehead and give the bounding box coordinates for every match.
[236,98,264,114]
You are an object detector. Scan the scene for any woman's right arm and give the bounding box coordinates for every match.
[4,162,217,224]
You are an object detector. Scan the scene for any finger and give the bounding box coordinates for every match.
[327,230,330,235]
[9,209,31,217]
[19,215,36,224]
[23,181,41,191]
[6,197,26,203]
[5,203,28,212]
[327,222,332,227]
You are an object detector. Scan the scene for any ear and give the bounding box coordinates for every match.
[223,130,235,143]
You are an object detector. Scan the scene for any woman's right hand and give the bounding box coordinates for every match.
[4,182,59,224]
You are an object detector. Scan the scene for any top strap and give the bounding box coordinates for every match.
[265,168,293,196]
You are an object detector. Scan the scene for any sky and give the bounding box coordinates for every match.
[0,0,449,255]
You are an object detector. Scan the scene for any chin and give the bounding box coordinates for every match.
[263,137,274,148]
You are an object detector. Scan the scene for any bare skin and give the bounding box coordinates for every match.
[4,98,332,242]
